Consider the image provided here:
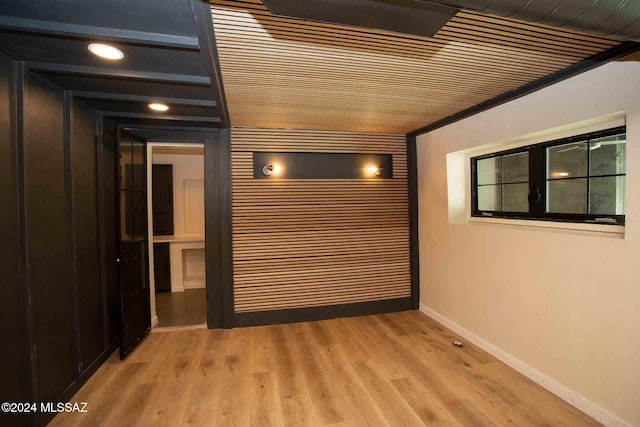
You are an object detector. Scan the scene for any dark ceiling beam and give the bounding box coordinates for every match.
[71,91,217,107]
[101,111,221,123]
[407,41,640,138]
[0,15,200,49]
[190,0,230,128]
[23,61,211,85]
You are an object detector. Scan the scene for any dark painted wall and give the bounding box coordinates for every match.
[0,55,116,426]
[0,53,32,427]
[23,71,77,407]
[100,117,120,351]
[70,98,105,375]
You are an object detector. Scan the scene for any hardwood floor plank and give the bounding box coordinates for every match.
[269,326,319,427]
[391,376,465,427]
[249,372,283,426]
[100,382,155,427]
[446,399,502,427]
[214,329,251,426]
[291,326,345,425]
[352,358,423,426]
[308,323,389,426]
[181,331,231,426]
[52,312,602,427]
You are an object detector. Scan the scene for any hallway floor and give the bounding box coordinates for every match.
[155,288,206,327]
[50,311,599,426]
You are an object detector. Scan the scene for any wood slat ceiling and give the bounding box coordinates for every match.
[210,0,620,133]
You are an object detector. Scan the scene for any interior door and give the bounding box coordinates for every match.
[117,129,151,358]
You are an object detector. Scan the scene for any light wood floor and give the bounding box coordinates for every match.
[51,311,600,426]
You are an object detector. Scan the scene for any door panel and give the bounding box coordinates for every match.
[152,164,174,235]
[117,130,150,358]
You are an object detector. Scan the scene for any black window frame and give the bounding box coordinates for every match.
[471,126,626,225]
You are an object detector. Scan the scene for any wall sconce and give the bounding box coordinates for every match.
[263,163,283,176]
[364,164,382,177]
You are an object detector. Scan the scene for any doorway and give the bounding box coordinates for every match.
[113,126,233,358]
[147,144,206,328]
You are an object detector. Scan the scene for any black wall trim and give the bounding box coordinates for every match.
[72,91,217,108]
[191,0,231,127]
[204,127,234,328]
[95,113,112,355]
[234,298,413,327]
[406,135,420,310]
[16,61,38,412]
[63,91,82,382]
[23,62,212,86]
[0,15,200,50]
[408,41,640,137]
[101,111,221,123]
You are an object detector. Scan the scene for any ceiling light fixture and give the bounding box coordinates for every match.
[148,103,170,112]
[87,43,124,60]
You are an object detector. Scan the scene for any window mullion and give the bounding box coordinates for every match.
[586,138,591,214]
[529,146,544,218]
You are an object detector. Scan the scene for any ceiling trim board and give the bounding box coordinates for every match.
[0,15,200,49]
[122,124,220,134]
[407,41,640,137]
[71,91,217,107]
[23,61,211,85]
[101,111,222,122]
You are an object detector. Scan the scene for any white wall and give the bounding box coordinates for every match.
[417,57,640,426]
[152,153,205,236]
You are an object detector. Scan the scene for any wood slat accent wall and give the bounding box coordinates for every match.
[210,0,620,133]
[231,128,410,312]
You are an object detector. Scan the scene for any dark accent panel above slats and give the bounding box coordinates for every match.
[252,152,393,179]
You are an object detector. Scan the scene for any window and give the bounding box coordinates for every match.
[472,126,626,225]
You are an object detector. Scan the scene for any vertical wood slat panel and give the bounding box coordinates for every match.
[231,127,410,312]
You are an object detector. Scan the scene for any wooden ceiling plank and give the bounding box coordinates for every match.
[210,0,621,133]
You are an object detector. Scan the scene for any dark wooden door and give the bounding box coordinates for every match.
[152,164,174,235]
[117,129,150,359]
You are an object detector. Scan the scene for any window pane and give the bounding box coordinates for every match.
[547,179,587,214]
[502,183,528,212]
[590,176,625,215]
[547,141,588,179]
[477,157,501,185]
[478,184,501,211]
[502,152,528,183]
[590,134,626,176]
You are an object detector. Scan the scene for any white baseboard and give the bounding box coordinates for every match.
[183,279,205,290]
[419,304,632,427]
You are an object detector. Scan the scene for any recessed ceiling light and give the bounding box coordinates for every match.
[148,102,170,112]
[87,43,124,60]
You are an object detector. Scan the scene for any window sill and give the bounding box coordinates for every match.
[468,216,625,237]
